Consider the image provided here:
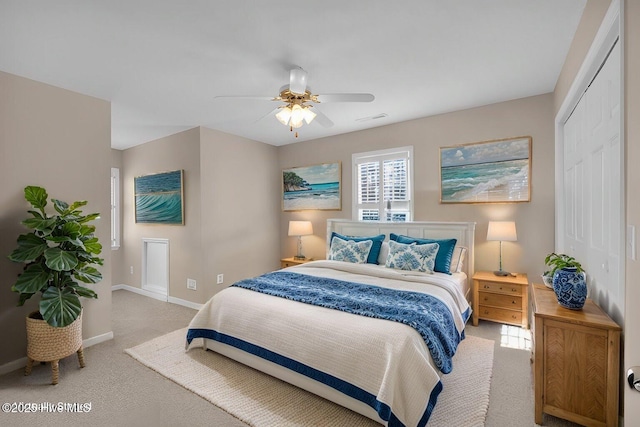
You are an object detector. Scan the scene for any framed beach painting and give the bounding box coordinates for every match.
[440,136,532,203]
[134,169,185,224]
[283,162,342,211]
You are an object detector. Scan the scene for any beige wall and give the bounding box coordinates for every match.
[278,94,556,281]
[0,71,112,366]
[118,127,205,303]
[115,127,280,303]
[199,127,280,299]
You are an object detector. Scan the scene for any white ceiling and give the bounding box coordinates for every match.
[0,0,586,149]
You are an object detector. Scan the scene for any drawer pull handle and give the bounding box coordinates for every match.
[483,310,489,315]
[512,300,516,305]
[499,286,503,290]
[512,288,517,292]
[512,315,517,319]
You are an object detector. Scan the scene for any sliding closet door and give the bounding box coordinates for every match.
[561,41,622,318]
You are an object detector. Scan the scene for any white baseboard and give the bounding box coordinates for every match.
[0,331,115,376]
[112,284,202,310]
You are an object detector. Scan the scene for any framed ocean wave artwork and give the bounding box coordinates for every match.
[283,162,341,211]
[134,169,185,224]
[440,136,532,203]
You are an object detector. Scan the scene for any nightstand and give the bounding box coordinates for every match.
[472,271,528,328]
[280,257,313,268]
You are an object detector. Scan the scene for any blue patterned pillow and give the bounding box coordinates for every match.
[385,240,439,273]
[329,236,373,264]
[330,232,385,264]
[390,233,457,275]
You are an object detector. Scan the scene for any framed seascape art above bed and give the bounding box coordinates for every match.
[186,220,475,427]
[282,162,341,211]
[440,136,532,204]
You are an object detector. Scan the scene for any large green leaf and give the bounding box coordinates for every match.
[40,286,82,327]
[79,213,100,224]
[12,263,51,294]
[52,198,69,214]
[44,247,78,271]
[74,266,102,284]
[24,186,47,211]
[22,217,56,233]
[71,284,98,299]
[8,233,48,262]
[82,237,102,255]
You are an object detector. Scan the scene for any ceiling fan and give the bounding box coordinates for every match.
[217,67,375,137]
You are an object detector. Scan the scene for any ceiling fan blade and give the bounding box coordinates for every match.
[312,109,334,128]
[213,95,273,101]
[289,67,308,95]
[315,93,375,103]
[253,107,280,124]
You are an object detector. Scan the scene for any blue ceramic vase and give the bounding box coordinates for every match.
[552,267,587,310]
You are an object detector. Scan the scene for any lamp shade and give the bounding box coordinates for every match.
[288,220,313,237]
[487,221,517,241]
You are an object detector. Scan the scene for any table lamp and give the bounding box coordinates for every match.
[486,221,517,276]
[288,220,313,260]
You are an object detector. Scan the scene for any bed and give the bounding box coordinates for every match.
[186,219,476,426]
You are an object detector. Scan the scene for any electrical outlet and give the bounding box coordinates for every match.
[187,278,196,290]
[130,266,134,275]
[216,274,224,284]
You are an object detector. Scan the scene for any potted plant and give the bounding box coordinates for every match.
[8,186,103,384]
[543,252,587,310]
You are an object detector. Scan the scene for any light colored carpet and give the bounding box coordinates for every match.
[125,328,494,427]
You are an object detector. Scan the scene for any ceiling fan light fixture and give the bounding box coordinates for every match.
[275,106,292,125]
[303,106,316,124]
[289,104,305,128]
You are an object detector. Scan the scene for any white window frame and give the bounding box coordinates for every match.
[352,146,414,221]
[111,167,120,249]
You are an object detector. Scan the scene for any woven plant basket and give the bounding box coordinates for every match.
[26,311,83,362]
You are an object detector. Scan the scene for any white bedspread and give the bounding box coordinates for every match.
[186,260,470,427]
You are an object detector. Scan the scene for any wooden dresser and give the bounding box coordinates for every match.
[532,284,621,426]
[472,271,528,328]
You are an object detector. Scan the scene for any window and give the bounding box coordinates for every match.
[111,167,120,249]
[352,147,413,221]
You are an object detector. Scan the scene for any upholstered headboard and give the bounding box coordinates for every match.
[326,219,476,279]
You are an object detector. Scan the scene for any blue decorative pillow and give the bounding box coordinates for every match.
[329,236,373,264]
[390,233,457,275]
[330,232,385,264]
[385,240,439,273]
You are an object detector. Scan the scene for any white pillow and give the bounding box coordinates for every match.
[385,240,439,273]
[329,236,373,264]
[449,246,467,273]
[377,241,390,265]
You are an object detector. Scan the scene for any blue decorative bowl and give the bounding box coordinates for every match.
[552,267,587,310]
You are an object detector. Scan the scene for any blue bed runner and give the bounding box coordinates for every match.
[231,270,464,374]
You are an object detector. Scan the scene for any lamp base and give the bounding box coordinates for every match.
[493,270,510,277]
[294,255,307,260]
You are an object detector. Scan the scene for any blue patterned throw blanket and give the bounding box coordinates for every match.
[232,271,463,373]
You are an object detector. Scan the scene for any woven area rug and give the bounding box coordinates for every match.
[125,328,494,427]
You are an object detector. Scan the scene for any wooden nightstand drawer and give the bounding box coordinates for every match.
[478,280,523,296]
[478,291,522,309]
[478,305,522,325]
